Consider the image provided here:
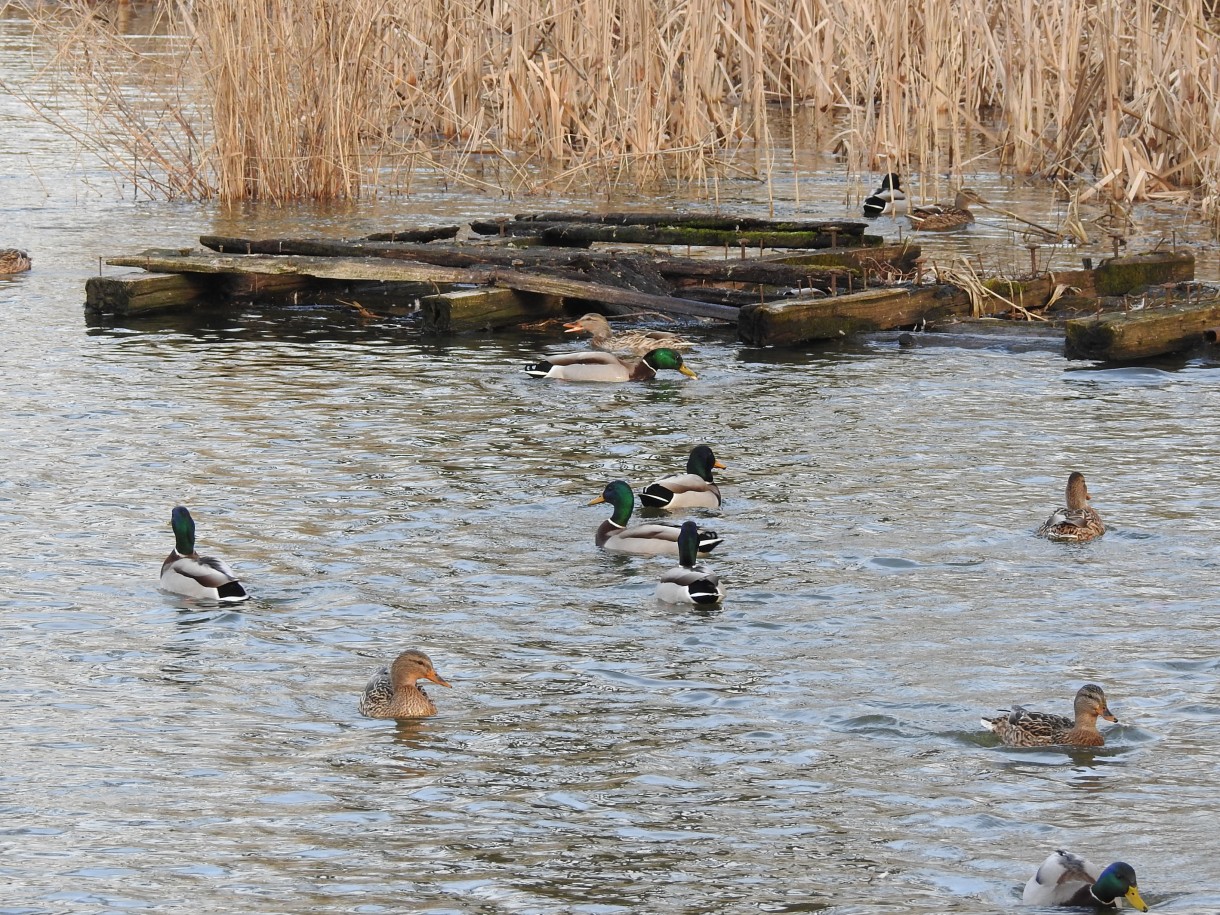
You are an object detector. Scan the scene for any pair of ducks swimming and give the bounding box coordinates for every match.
[862,173,989,232]
[525,312,697,382]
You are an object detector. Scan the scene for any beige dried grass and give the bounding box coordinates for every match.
[9,0,1220,212]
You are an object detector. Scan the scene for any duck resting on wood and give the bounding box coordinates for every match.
[1023,850,1148,911]
[524,348,696,382]
[564,312,695,357]
[907,188,988,231]
[981,683,1118,748]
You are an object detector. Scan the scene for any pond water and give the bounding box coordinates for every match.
[3,9,1220,915]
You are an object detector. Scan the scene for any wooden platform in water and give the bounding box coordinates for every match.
[84,213,1216,360]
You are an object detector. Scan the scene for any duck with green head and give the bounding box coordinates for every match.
[656,521,725,604]
[159,506,249,603]
[1023,851,1148,911]
[640,444,725,509]
[524,347,696,382]
[590,480,722,555]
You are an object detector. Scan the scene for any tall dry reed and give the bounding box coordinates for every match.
[16,0,1220,218]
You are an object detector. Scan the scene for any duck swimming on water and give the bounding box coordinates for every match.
[981,683,1118,748]
[862,173,906,218]
[907,188,988,231]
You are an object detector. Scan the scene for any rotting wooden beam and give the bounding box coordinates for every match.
[361,226,460,243]
[1093,251,1194,295]
[539,223,883,250]
[511,212,871,234]
[765,243,921,275]
[1065,298,1220,361]
[84,271,219,317]
[738,286,973,346]
[107,250,739,325]
[422,288,565,333]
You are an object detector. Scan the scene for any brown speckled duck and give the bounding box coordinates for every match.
[982,683,1118,747]
[563,313,695,357]
[358,649,451,718]
[908,188,988,231]
[1036,471,1105,542]
[0,249,31,274]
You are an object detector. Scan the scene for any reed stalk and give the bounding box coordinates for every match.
[9,0,1220,218]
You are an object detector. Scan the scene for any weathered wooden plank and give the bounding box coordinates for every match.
[361,226,460,243]
[421,287,565,333]
[84,271,218,316]
[200,234,855,289]
[107,251,738,324]
[764,243,921,275]
[1064,298,1220,360]
[512,212,870,234]
[738,286,973,346]
[470,220,881,249]
[1093,252,1194,295]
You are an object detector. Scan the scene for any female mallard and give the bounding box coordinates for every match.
[589,480,722,556]
[656,521,725,605]
[159,506,249,603]
[1037,471,1105,542]
[358,649,451,719]
[862,173,906,218]
[524,348,696,382]
[982,683,1118,747]
[907,188,988,231]
[563,313,694,357]
[0,249,31,274]
[640,444,725,509]
[1023,851,1148,911]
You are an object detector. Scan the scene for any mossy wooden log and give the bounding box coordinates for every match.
[1094,252,1194,295]
[107,251,738,324]
[738,286,972,346]
[470,219,881,249]
[512,212,870,234]
[422,288,565,333]
[765,243,921,275]
[84,271,218,316]
[1064,298,1220,360]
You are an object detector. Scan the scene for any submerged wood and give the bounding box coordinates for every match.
[422,288,564,333]
[85,271,218,316]
[1065,297,1220,360]
[107,250,738,323]
[738,286,973,346]
[361,226,460,243]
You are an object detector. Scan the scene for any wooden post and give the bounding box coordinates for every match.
[84,272,218,316]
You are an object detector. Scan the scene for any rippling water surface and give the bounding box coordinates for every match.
[4,10,1220,915]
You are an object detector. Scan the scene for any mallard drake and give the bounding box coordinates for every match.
[0,249,31,274]
[907,188,988,231]
[656,521,725,605]
[589,480,723,556]
[524,348,696,382]
[640,444,725,509]
[862,173,906,218]
[159,506,249,603]
[982,683,1117,747]
[358,649,451,719]
[1037,471,1105,543]
[1023,851,1148,911]
[563,312,695,357]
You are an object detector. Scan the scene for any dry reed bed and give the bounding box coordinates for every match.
[13,0,1220,219]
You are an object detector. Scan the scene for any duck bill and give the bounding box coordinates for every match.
[1124,885,1148,912]
[1102,708,1119,723]
[563,322,582,333]
[427,672,452,689]
[678,365,698,379]
[587,495,606,506]
[713,460,727,469]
